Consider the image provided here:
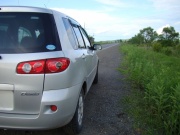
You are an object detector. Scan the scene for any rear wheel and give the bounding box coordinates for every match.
[63,89,84,135]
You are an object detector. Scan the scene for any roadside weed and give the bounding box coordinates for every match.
[120,44,180,135]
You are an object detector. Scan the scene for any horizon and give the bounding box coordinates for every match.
[0,0,179,41]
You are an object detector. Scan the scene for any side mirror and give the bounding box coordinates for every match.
[93,44,102,50]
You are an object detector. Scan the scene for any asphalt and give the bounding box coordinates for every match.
[0,44,136,135]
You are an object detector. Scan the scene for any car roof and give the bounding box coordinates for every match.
[0,6,57,14]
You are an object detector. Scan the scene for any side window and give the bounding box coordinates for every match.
[72,25,85,48]
[80,27,91,48]
[62,18,78,49]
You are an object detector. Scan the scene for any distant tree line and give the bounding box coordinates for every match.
[88,35,95,44]
[128,26,180,56]
[128,26,179,46]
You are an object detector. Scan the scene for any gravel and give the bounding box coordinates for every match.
[0,44,136,135]
[80,44,136,135]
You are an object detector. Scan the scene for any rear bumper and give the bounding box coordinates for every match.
[0,84,82,130]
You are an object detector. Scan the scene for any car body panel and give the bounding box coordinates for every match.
[0,84,82,129]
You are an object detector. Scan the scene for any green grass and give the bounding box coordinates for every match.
[120,44,180,135]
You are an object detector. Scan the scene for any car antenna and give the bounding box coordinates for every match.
[44,4,47,8]
[44,0,49,8]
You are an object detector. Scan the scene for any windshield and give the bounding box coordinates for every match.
[0,12,61,53]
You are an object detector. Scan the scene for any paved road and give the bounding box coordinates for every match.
[101,43,119,50]
[0,43,135,135]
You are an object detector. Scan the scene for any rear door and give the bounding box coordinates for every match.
[69,20,97,90]
[0,12,61,114]
[79,27,98,89]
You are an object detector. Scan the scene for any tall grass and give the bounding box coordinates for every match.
[120,44,180,135]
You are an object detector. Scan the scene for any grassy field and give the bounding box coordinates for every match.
[120,44,180,135]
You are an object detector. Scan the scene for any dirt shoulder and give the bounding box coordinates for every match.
[80,44,136,135]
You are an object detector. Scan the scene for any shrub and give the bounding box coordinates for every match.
[173,45,180,57]
[162,47,172,56]
[152,42,162,52]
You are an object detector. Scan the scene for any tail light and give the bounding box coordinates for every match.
[45,58,70,73]
[17,58,70,74]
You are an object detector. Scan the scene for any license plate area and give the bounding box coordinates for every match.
[0,90,14,111]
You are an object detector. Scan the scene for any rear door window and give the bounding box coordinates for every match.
[62,18,78,49]
[72,25,85,49]
[0,12,61,54]
[79,27,91,48]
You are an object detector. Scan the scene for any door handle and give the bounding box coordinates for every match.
[81,54,86,59]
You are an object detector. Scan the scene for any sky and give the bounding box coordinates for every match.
[0,0,180,41]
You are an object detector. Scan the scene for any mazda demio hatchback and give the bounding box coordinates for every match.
[0,6,101,135]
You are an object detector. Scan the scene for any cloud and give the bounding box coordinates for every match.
[53,8,110,25]
[94,0,126,7]
[156,24,170,34]
[174,21,180,25]
[53,8,150,39]
[52,8,127,40]
[150,0,180,11]
[52,7,174,41]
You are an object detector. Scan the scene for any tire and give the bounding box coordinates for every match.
[93,65,98,84]
[63,89,84,135]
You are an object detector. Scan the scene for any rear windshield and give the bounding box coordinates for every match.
[0,12,61,54]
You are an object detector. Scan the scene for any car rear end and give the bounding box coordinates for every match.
[0,6,80,129]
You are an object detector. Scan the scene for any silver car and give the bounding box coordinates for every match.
[0,6,101,135]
